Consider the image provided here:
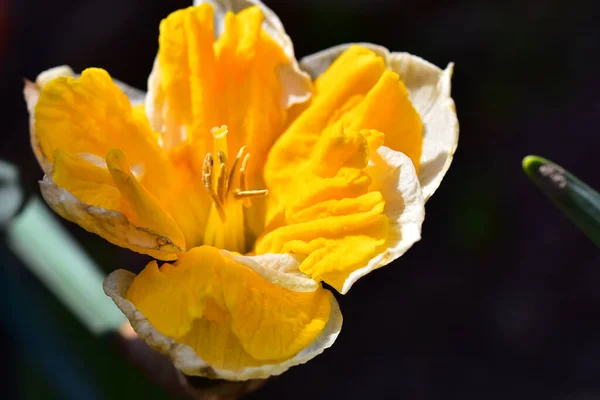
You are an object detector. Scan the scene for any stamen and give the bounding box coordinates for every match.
[217,151,228,204]
[234,189,269,199]
[202,153,226,222]
[239,153,252,207]
[226,146,246,196]
[203,126,268,219]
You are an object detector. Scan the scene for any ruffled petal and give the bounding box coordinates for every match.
[261,45,427,292]
[260,120,424,293]
[24,66,148,172]
[146,3,312,240]
[25,67,194,257]
[146,2,311,167]
[103,246,341,380]
[193,0,311,108]
[300,43,459,200]
[41,150,183,260]
[344,146,425,293]
[33,68,168,186]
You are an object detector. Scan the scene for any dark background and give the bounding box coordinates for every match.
[2,0,600,398]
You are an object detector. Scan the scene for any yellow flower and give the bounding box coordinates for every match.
[23,0,458,380]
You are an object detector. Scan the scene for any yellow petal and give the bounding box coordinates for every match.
[34,68,168,187]
[105,148,186,250]
[267,45,423,200]
[300,43,459,200]
[31,66,212,250]
[25,66,151,172]
[51,150,121,211]
[149,4,292,178]
[149,3,302,240]
[41,160,181,261]
[109,246,339,379]
[263,46,428,291]
[193,0,311,107]
[45,150,182,259]
[341,70,423,169]
[260,125,394,292]
[154,4,217,145]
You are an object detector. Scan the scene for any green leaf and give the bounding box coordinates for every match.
[6,197,126,334]
[0,159,24,228]
[522,155,600,247]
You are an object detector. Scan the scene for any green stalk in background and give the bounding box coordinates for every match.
[522,155,600,247]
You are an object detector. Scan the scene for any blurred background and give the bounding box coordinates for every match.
[1,0,599,398]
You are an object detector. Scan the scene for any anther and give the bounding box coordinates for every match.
[202,153,226,222]
[234,189,269,199]
[227,146,246,196]
[239,153,252,207]
[217,151,228,203]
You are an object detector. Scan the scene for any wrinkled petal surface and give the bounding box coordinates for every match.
[26,3,308,254]
[300,43,459,200]
[104,246,341,380]
[261,45,426,293]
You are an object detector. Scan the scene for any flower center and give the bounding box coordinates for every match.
[202,125,268,253]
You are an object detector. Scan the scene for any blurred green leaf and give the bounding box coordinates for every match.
[0,159,24,228]
[522,155,600,247]
[6,197,126,334]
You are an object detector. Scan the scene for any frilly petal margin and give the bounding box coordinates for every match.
[103,267,342,381]
[300,43,459,201]
[341,146,425,294]
[40,174,181,261]
[226,251,319,292]
[193,0,312,108]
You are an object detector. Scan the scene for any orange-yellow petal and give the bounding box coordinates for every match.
[300,43,459,200]
[42,151,182,260]
[124,246,335,374]
[34,68,169,190]
[105,148,186,250]
[150,5,290,183]
[149,4,300,240]
[259,125,390,292]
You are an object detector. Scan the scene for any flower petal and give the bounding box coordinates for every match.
[103,246,342,380]
[146,2,311,161]
[227,251,318,292]
[260,121,424,293]
[33,68,167,183]
[42,150,183,260]
[147,3,311,239]
[24,66,148,171]
[193,0,311,108]
[261,46,427,292]
[344,146,425,294]
[300,43,459,200]
[267,45,423,190]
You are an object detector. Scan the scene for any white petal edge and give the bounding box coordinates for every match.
[103,268,342,381]
[24,66,147,172]
[146,0,313,144]
[224,251,318,292]
[39,174,181,261]
[340,146,425,294]
[300,43,459,201]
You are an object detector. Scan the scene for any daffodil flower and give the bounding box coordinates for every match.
[24,0,458,380]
